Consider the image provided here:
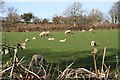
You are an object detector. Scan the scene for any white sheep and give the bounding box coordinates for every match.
[39,31,46,37]
[60,39,66,43]
[20,42,26,49]
[91,41,97,47]
[45,31,50,36]
[39,31,50,37]
[89,29,94,32]
[82,30,85,33]
[32,37,36,40]
[14,42,26,49]
[48,38,55,41]
[65,30,71,34]
[25,38,29,42]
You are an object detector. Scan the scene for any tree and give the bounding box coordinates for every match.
[2,7,20,31]
[21,12,33,23]
[33,16,40,24]
[42,18,49,24]
[52,15,64,24]
[109,1,120,23]
[63,2,83,27]
[0,0,5,13]
[88,9,104,27]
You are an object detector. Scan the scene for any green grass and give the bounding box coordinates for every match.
[1,30,119,72]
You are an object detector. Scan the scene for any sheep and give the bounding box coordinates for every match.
[39,31,50,37]
[20,42,26,49]
[60,39,66,43]
[91,41,97,47]
[89,29,93,32]
[14,42,26,49]
[48,38,55,41]
[32,37,36,40]
[45,31,50,36]
[82,30,85,33]
[89,29,95,33]
[65,30,71,34]
[25,38,29,42]
[39,31,46,37]
[31,54,46,66]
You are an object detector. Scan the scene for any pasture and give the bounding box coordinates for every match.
[2,29,119,72]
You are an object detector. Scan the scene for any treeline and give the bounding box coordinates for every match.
[5,23,117,32]
[1,2,120,32]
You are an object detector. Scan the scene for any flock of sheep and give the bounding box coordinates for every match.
[1,28,98,59]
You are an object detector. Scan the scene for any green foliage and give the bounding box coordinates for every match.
[21,12,33,23]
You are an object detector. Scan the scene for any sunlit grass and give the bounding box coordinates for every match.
[2,29,118,71]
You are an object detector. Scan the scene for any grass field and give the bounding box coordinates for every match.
[2,29,119,72]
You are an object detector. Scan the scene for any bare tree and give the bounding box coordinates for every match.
[109,1,120,23]
[2,7,20,31]
[88,9,104,28]
[0,0,5,13]
[63,2,83,27]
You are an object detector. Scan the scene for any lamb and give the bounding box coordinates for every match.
[65,30,71,34]
[82,30,85,33]
[89,29,93,32]
[91,41,97,47]
[14,42,26,49]
[32,37,36,40]
[20,42,26,49]
[60,39,66,43]
[25,38,29,42]
[39,31,46,37]
[45,31,50,36]
[48,38,55,41]
[39,31,50,37]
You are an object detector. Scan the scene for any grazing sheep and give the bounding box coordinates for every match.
[60,39,66,43]
[32,37,36,40]
[89,29,94,32]
[31,54,46,66]
[65,30,71,34]
[91,41,97,47]
[82,30,85,33]
[39,31,50,37]
[20,42,26,49]
[45,31,50,36]
[48,38,55,41]
[25,38,29,42]
[39,31,46,37]
[14,42,26,49]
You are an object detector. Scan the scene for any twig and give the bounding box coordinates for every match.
[93,51,98,79]
[101,47,106,74]
[77,68,96,76]
[58,62,74,79]
[41,65,46,79]
[116,53,119,73]
[19,64,41,80]
[106,66,110,80]
[9,48,17,78]
[0,66,12,74]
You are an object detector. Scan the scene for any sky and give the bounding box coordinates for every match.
[3,1,116,20]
